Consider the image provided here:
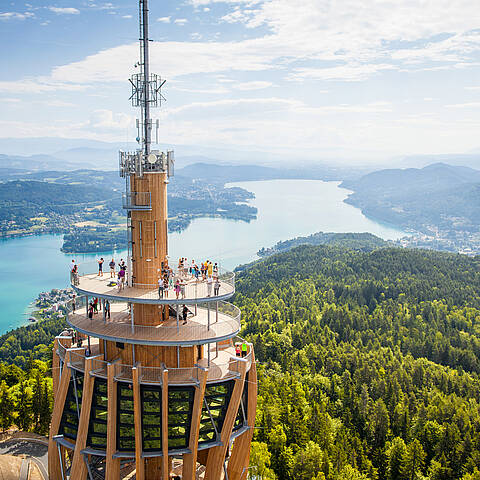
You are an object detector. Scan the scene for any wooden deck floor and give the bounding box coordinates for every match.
[67,303,240,344]
[74,274,234,303]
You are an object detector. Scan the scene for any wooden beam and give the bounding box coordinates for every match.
[161,368,169,479]
[69,356,97,479]
[48,350,72,480]
[227,349,258,480]
[204,358,247,480]
[182,368,208,480]
[106,362,120,480]
[132,366,145,480]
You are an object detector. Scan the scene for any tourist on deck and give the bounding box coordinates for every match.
[213,262,218,275]
[183,258,189,278]
[194,264,200,281]
[168,273,173,297]
[174,279,181,299]
[88,302,94,319]
[118,267,126,291]
[235,344,241,357]
[109,259,116,278]
[207,261,213,278]
[207,276,213,297]
[98,257,104,276]
[182,305,188,325]
[105,300,111,319]
[180,280,186,299]
[72,294,76,313]
[158,277,164,299]
[214,278,221,296]
[93,297,99,314]
[241,341,248,357]
[190,259,195,277]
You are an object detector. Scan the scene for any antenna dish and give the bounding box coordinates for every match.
[147,153,157,164]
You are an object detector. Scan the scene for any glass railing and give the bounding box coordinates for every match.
[57,336,252,386]
[65,297,241,344]
[70,261,235,302]
[122,191,152,210]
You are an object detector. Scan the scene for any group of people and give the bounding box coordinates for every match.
[97,258,128,291]
[158,257,221,299]
[87,297,111,319]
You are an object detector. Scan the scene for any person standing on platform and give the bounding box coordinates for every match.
[175,279,181,299]
[72,294,76,313]
[241,341,248,357]
[105,300,111,319]
[180,280,186,299]
[158,276,164,299]
[109,259,116,278]
[214,277,221,296]
[207,261,213,278]
[118,267,125,291]
[207,276,213,297]
[98,257,104,276]
[182,305,188,324]
[235,344,241,357]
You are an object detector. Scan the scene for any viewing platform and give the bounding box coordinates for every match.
[56,335,252,386]
[71,263,235,304]
[65,298,241,345]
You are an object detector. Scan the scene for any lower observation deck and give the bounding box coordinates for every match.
[71,267,235,304]
[66,298,240,345]
[57,335,252,386]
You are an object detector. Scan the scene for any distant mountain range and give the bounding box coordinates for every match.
[341,163,480,235]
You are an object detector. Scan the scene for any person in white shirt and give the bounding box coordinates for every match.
[158,277,164,299]
[207,276,213,297]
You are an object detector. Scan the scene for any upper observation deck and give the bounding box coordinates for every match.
[71,262,235,304]
[65,297,241,346]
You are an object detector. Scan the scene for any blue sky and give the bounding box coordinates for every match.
[1,0,480,163]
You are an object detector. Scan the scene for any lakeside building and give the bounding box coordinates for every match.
[47,2,257,478]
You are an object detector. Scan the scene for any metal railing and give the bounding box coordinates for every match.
[122,191,152,210]
[71,261,236,302]
[65,297,241,344]
[56,336,252,386]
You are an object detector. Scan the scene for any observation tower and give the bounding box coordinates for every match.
[47,1,257,478]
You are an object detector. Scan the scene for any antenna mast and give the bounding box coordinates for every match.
[139,0,151,156]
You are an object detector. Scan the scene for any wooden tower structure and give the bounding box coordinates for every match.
[48,1,257,478]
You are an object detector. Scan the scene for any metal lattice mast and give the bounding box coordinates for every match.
[139,0,151,156]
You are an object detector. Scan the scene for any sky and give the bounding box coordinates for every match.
[1,0,480,163]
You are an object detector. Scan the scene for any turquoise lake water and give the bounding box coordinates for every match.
[0,179,406,333]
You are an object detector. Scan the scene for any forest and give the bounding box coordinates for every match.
[1,242,480,480]
[234,245,480,479]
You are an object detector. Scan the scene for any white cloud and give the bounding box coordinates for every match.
[0,11,34,20]
[157,16,171,23]
[445,102,480,109]
[48,7,80,15]
[174,18,189,25]
[234,80,273,90]
[122,15,132,19]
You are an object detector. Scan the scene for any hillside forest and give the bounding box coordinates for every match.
[0,242,480,480]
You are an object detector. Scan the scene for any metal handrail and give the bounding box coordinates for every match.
[70,261,235,302]
[65,297,241,344]
[57,336,252,386]
[122,191,151,210]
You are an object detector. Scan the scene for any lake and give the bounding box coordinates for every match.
[0,179,405,333]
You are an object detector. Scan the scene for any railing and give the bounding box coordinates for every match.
[65,297,241,344]
[122,191,152,210]
[56,336,252,386]
[71,261,236,302]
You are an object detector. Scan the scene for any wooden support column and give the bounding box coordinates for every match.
[70,356,97,479]
[48,351,72,480]
[133,366,145,480]
[204,359,248,480]
[182,368,208,480]
[161,368,169,479]
[227,349,258,480]
[106,363,120,480]
[52,337,71,395]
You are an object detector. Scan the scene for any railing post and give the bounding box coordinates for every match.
[85,295,88,318]
[176,304,179,333]
[215,301,218,323]
[207,302,210,331]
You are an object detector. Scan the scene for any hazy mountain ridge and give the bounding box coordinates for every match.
[341,163,480,253]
